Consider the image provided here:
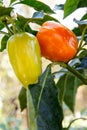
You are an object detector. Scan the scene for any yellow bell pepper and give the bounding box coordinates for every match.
[7,32,42,88]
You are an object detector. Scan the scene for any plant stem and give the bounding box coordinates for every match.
[52,62,87,85]
[66,64,87,84]
[64,26,87,84]
[0,31,9,36]
[3,21,13,35]
[11,20,17,34]
[78,25,87,51]
[1,16,14,35]
[7,16,17,34]
[23,18,42,31]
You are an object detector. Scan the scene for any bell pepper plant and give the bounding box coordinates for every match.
[0,0,87,130]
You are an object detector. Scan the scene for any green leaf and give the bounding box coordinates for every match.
[73,27,87,42]
[57,73,83,112]
[15,15,28,32]
[15,14,38,34]
[73,19,87,39]
[0,6,13,17]
[77,0,87,8]
[18,87,27,111]
[77,57,87,70]
[64,0,87,18]
[56,74,67,106]
[64,74,82,112]
[0,35,9,52]
[16,14,58,33]
[72,19,87,41]
[78,49,87,59]
[18,0,54,14]
[27,88,38,130]
[32,14,58,25]
[81,13,87,20]
[25,25,37,36]
[74,14,87,36]
[10,0,17,5]
[0,21,4,30]
[73,27,82,37]
[64,0,79,18]
[28,65,63,130]
[42,14,59,23]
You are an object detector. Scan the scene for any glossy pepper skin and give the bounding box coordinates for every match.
[7,32,42,88]
[36,21,78,63]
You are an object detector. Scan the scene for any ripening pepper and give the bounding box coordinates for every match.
[36,21,78,63]
[7,32,42,88]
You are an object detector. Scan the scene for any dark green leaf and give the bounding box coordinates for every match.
[64,74,82,112]
[0,35,9,52]
[27,88,38,130]
[64,0,79,18]
[0,6,13,17]
[77,0,87,8]
[73,19,87,39]
[31,14,58,25]
[77,57,87,69]
[72,19,87,41]
[10,0,17,5]
[73,14,87,37]
[16,14,38,33]
[16,14,58,33]
[0,21,4,30]
[18,0,54,14]
[81,13,87,20]
[18,87,27,111]
[16,14,28,29]
[73,27,82,37]
[56,74,67,106]
[25,25,37,36]
[78,50,87,59]
[28,65,63,130]
[18,13,58,25]
[73,26,87,41]
[57,73,83,113]
[42,14,59,23]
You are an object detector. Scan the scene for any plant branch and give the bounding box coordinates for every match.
[1,17,14,35]
[66,64,87,84]
[52,62,87,85]
[0,31,9,36]
[23,18,42,31]
[4,23,13,35]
